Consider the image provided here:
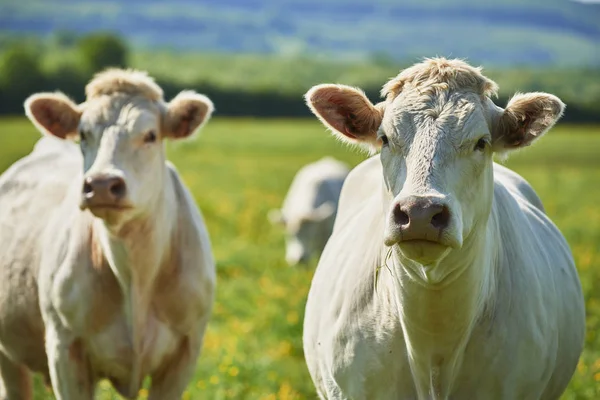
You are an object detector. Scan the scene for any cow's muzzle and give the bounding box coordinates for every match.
[80,173,130,212]
[385,193,461,243]
[384,194,459,263]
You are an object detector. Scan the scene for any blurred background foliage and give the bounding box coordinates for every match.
[0,0,599,122]
[1,1,599,398]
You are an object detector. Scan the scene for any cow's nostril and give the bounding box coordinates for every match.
[393,205,410,226]
[431,206,450,229]
[82,181,93,195]
[109,179,126,199]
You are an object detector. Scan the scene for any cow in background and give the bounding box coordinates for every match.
[269,157,349,266]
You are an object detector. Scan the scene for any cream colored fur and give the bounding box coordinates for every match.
[85,68,163,101]
[0,69,216,399]
[303,58,584,400]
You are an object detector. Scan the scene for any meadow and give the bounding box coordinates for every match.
[0,117,598,399]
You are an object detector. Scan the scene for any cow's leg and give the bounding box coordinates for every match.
[0,351,32,400]
[148,334,202,400]
[45,326,94,400]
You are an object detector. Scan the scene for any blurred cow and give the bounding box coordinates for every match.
[302,58,585,399]
[0,69,216,399]
[269,157,349,266]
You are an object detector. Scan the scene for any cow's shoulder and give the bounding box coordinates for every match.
[492,163,544,212]
[309,181,385,318]
[489,164,576,306]
[165,161,213,266]
[147,162,215,331]
[305,186,400,385]
[0,138,76,192]
[333,155,382,232]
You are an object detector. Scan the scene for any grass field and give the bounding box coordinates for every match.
[0,117,599,399]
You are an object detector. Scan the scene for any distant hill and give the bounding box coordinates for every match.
[1,0,599,66]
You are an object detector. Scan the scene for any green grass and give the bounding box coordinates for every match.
[0,118,598,399]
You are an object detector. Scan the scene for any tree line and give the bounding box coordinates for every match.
[0,32,598,122]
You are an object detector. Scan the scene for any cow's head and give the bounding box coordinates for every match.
[269,202,335,266]
[306,58,563,265]
[25,69,213,226]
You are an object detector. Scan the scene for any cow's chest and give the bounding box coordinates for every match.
[85,307,181,388]
[52,259,191,387]
[325,321,550,399]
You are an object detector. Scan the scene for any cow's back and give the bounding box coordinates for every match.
[0,137,80,372]
[281,157,349,220]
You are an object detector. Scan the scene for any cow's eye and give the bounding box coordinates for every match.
[474,138,487,151]
[79,130,89,142]
[380,135,389,147]
[144,130,157,143]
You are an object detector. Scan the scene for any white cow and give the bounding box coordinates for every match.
[269,157,349,265]
[0,69,216,399]
[303,58,585,399]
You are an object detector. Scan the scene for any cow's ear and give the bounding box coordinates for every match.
[492,92,564,152]
[305,84,384,151]
[25,92,81,140]
[164,91,214,139]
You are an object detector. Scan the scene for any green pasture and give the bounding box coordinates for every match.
[0,118,598,399]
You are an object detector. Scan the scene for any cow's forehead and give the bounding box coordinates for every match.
[81,94,161,129]
[385,90,489,143]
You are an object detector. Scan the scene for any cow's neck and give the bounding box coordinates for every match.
[390,221,497,400]
[94,164,177,392]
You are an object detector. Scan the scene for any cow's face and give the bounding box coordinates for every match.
[376,90,493,264]
[305,59,563,266]
[25,87,213,227]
